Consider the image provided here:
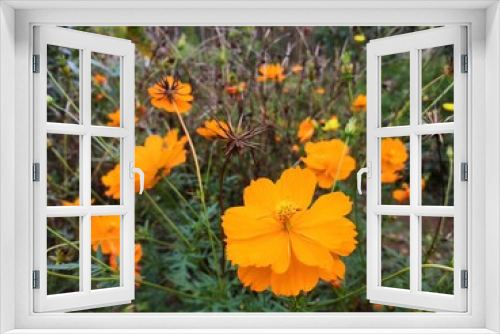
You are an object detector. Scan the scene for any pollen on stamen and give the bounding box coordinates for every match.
[275,200,298,229]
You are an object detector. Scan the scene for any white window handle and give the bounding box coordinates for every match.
[357,162,371,195]
[129,161,144,195]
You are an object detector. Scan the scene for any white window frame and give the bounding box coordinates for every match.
[0,2,499,333]
[365,26,467,312]
[33,26,137,312]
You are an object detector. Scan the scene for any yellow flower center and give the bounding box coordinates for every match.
[275,200,298,231]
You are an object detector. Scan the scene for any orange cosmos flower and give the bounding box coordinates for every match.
[106,109,138,127]
[381,138,408,184]
[257,63,286,83]
[315,87,325,94]
[392,180,426,203]
[222,167,357,296]
[110,244,143,286]
[94,73,107,85]
[91,215,120,255]
[226,82,247,95]
[61,197,94,206]
[102,131,188,198]
[162,129,189,176]
[301,139,356,189]
[297,117,316,143]
[148,76,193,113]
[351,94,367,112]
[196,119,230,141]
[392,183,410,203]
[292,64,304,73]
[292,144,300,152]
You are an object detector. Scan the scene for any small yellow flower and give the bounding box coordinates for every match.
[354,35,366,43]
[442,103,454,112]
[322,116,339,131]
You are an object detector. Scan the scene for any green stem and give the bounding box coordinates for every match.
[310,264,453,309]
[47,226,115,273]
[423,147,454,263]
[47,70,80,114]
[143,192,193,249]
[173,105,221,282]
[162,178,201,220]
[47,271,215,302]
[49,146,107,204]
[423,82,454,115]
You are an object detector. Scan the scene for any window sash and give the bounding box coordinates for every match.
[366,26,468,312]
[33,26,136,313]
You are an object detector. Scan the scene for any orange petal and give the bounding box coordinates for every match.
[293,216,357,255]
[151,96,176,112]
[270,253,319,297]
[226,230,290,270]
[297,192,353,225]
[238,266,271,292]
[276,167,316,210]
[289,232,334,270]
[318,254,346,280]
[243,178,279,217]
[176,81,193,95]
[222,206,282,240]
[172,99,192,113]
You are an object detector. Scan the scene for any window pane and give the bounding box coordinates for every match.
[91,52,121,126]
[421,45,454,124]
[91,215,121,290]
[47,134,80,206]
[91,136,121,205]
[381,215,410,290]
[47,45,80,124]
[421,216,454,295]
[381,52,410,127]
[47,217,80,295]
[380,136,410,205]
[421,133,454,206]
